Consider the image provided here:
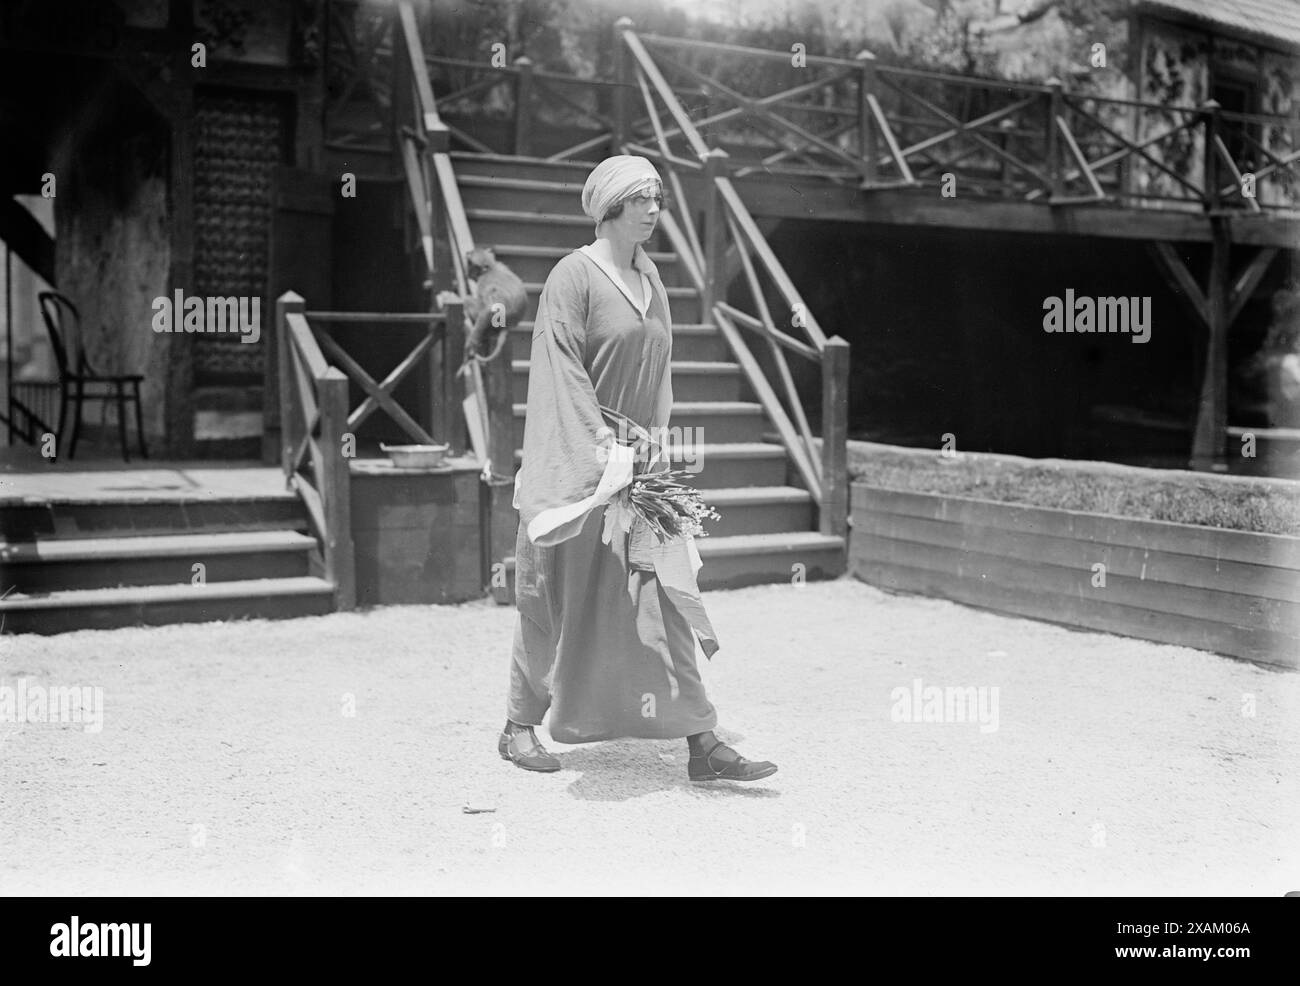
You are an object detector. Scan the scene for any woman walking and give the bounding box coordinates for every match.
[499,154,776,783]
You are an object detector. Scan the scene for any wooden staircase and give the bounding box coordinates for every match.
[0,477,334,633]
[454,152,845,589]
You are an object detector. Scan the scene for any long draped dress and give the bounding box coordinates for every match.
[507,242,720,744]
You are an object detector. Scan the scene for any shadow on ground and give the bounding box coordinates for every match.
[559,730,782,802]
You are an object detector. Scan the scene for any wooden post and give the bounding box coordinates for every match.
[485,327,516,603]
[443,303,466,455]
[276,292,304,481]
[820,336,850,539]
[391,6,411,174]
[427,126,453,295]
[612,18,634,153]
[431,300,464,454]
[1202,99,1221,212]
[319,367,356,610]
[998,117,1015,197]
[1045,77,1063,201]
[856,50,877,186]
[513,56,534,157]
[428,129,456,448]
[485,327,513,485]
[1191,219,1231,471]
[701,148,728,317]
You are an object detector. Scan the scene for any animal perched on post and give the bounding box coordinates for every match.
[457,247,527,366]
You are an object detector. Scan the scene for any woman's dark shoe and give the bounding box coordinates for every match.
[688,740,777,782]
[498,727,561,772]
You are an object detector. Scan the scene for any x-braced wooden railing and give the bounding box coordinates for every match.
[327,7,1300,211]
[614,19,851,540]
[614,32,1299,210]
[276,291,355,611]
[276,292,471,609]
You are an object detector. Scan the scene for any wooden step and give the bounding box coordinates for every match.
[511,322,727,361]
[513,441,790,489]
[483,243,678,263]
[0,576,336,634]
[522,280,697,301]
[466,207,595,226]
[1,530,317,593]
[466,207,671,249]
[511,359,740,403]
[457,174,590,214]
[477,243,687,287]
[451,150,600,184]
[0,495,305,542]
[512,400,768,445]
[699,486,815,538]
[694,531,845,590]
[666,401,769,443]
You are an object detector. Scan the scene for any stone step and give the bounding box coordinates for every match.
[0,576,336,634]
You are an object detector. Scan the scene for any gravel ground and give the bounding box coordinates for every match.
[1,577,1296,896]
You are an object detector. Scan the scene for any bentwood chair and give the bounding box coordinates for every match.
[37,291,148,461]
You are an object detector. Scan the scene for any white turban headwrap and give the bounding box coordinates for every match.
[581,155,662,230]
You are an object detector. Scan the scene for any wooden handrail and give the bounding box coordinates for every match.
[619,21,849,536]
[394,0,517,594]
[276,291,356,612]
[714,303,819,362]
[395,0,500,468]
[725,210,820,484]
[304,311,445,324]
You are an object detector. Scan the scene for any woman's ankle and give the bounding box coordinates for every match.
[687,730,716,756]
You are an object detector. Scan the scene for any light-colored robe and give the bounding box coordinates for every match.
[507,242,719,743]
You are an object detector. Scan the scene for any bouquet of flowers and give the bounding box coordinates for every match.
[626,469,721,543]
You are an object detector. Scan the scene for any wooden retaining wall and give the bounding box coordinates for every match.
[849,485,1300,669]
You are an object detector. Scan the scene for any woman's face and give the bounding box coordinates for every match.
[606,183,662,243]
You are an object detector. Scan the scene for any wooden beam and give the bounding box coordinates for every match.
[1227,247,1278,326]
[721,216,779,285]
[1148,241,1209,327]
[165,0,195,459]
[1190,219,1232,471]
[1053,115,1105,202]
[713,308,821,504]
[319,368,357,611]
[0,198,55,286]
[726,174,1300,247]
[820,336,850,539]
